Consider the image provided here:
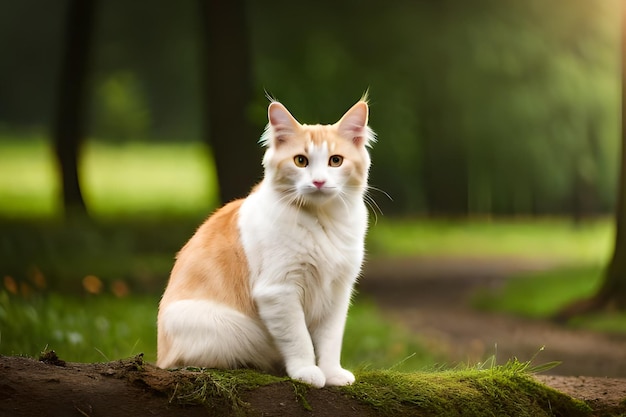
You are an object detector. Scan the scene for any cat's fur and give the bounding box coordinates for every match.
[157,97,375,388]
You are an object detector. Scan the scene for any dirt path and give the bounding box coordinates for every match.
[360,256,626,409]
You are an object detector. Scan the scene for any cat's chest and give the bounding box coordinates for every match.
[292,217,356,269]
[238,193,366,281]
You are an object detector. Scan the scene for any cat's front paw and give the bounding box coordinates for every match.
[289,365,326,388]
[323,368,355,387]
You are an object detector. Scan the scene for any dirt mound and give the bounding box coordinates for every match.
[1,354,624,416]
[536,375,626,416]
[0,354,371,417]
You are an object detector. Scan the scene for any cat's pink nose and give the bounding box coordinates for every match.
[313,180,326,189]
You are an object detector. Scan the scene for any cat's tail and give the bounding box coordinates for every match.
[157,299,280,370]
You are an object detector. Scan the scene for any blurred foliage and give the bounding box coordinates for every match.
[0,0,621,215]
[92,72,151,142]
[0,215,204,295]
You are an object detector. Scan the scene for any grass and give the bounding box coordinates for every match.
[343,299,443,371]
[367,216,612,264]
[0,291,158,362]
[473,265,626,333]
[474,266,604,318]
[0,290,438,370]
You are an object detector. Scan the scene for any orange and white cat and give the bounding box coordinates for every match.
[157,97,375,388]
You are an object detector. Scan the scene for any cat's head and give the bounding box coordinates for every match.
[259,97,375,207]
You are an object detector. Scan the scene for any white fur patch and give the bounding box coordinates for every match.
[158,300,279,370]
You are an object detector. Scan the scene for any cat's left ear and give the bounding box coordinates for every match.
[336,101,374,147]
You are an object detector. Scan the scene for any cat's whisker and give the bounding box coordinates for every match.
[365,195,382,225]
[336,191,352,218]
[365,192,383,217]
[366,186,391,214]
[339,184,389,224]
[367,185,393,202]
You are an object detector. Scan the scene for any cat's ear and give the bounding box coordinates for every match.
[336,101,374,147]
[267,102,301,146]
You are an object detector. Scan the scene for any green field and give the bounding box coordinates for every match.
[0,138,218,218]
[368,217,612,264]
[473,265,626,333]
[0,138,621,368]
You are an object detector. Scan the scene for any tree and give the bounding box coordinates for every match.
[198,0,262,204]
[593,1,626,309]
[52,0,96,216]
[558,2,626,317]
[596,151,626,308]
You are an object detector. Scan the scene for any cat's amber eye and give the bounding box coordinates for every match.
[329,155,343,167]
[294,155,309,167]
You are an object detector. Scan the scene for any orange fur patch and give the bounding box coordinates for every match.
[159,199,256,317]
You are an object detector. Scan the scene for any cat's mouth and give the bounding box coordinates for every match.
[299,185,339,202]
[306,184,336,194]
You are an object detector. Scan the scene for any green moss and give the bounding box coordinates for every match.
[162,363,591,416]
[342,364,592,417]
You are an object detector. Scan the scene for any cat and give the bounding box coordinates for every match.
[157,96,375,388]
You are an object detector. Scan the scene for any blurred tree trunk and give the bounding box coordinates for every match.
[590,2,626,310]
[52,0,95,216]
[557,5,626,318]
[593,11,626,308]
[420,103,469,216]
[198,0,261,204]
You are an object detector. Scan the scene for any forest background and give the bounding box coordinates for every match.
[0,0,620,218]
[1,0,625,371]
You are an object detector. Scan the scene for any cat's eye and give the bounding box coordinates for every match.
[329,155,343,167]
[294,155,309,167]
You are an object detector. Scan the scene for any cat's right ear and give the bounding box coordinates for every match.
[267,102,300,146]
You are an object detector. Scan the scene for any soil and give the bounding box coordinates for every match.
[1,256,625,416]
[0,354,374,417]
